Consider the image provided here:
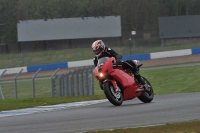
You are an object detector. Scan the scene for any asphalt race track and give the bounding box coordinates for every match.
[0,92,200,133]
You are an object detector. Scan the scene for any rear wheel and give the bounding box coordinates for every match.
[103,81,123,106]
[138,77,154,103]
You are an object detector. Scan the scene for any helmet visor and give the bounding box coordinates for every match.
[93,48,101,55]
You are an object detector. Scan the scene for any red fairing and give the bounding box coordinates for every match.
[93,57,142,101]
[110,69,141,100]
[93,67,99,80]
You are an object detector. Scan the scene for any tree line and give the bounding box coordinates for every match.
[0,0,200,43]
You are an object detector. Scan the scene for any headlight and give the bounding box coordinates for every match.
[99,73,104,77]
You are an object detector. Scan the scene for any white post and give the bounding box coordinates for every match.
[0,86,5,100]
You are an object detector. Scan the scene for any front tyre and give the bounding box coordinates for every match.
[103,81,123,106]
[138,77,154,103]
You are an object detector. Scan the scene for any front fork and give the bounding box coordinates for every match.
[102,79,121,99]
[103,79,121,92]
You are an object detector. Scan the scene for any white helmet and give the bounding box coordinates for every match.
[91,40,105,57]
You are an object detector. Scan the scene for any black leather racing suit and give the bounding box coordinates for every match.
[93,46,119,66]
[93,47,145,85]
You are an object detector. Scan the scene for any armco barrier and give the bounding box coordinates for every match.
[192,48,200,55]
[68,59,93,68]
[122,53,151,61]
[1,48,200,75]
[0,67,27,75]
[150,49,192,59]
[27,62,68,72]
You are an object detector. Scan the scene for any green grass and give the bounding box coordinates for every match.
[0,79,52,99]
[0,95,106,111]
[1,43,200,69]
[140,65,200,95]
[0,65,200,111]
[86,120,200,133]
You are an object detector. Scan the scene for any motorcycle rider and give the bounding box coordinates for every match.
[91,40,147,88]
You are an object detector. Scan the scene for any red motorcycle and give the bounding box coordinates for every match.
[93,57,154,106]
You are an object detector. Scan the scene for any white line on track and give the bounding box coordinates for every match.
[0,99,108,118]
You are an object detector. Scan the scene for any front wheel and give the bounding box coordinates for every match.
[138,77,154,103]
[103,81,123,106]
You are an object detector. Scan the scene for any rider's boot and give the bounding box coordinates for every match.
[134,71,149,91]
[134,71,145,84]
[123,60,150,91]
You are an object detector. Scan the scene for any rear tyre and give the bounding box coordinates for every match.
[103,81,123,106]
[138,77,154,103]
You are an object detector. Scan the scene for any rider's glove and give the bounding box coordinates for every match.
[115,54,123,65]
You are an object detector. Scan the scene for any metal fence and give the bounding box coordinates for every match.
[0,66,94,100]
[51,66,94,97]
